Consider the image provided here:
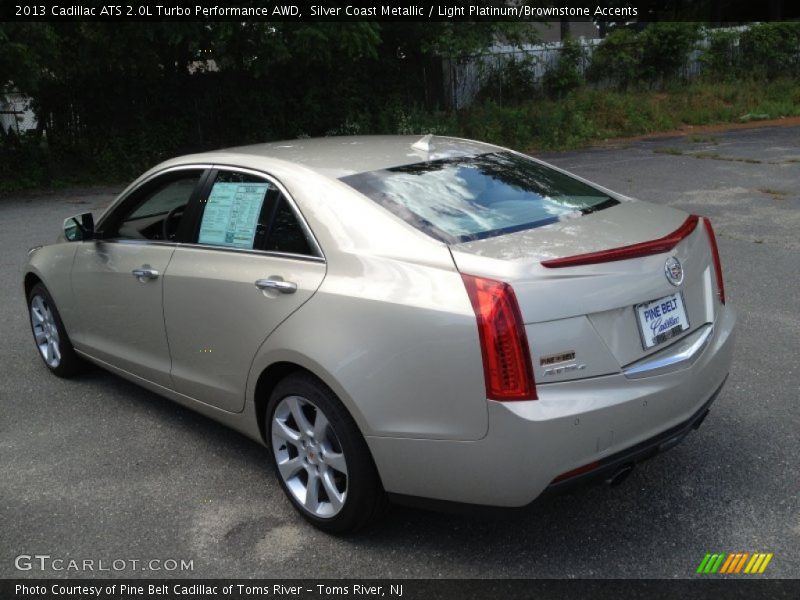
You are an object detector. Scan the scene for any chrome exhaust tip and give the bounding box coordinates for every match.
[605,464,635,487]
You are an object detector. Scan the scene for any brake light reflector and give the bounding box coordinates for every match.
[462,274,537,401]
[552,460,601,483]
[541,215,699,268]
[702,218,726,304]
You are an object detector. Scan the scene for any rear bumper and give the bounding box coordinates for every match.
[543,376,724,494]
[367,304,736,507]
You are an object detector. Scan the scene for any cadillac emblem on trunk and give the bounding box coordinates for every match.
[665,256,684,286]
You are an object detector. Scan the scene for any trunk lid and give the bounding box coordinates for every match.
[450,201,718,383]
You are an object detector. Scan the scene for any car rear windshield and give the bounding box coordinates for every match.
[340,151,618,243]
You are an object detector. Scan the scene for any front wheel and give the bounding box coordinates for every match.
[267,373,386,533]
[27,282,86,377]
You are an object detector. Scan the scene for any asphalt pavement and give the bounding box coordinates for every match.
[1,125,798,579]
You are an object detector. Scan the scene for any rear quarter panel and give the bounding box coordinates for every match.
[247,256,489,440]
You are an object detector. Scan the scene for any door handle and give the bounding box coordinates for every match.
[255,278,297,294]
[132,266,159,282]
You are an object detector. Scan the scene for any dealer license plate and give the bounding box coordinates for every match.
[635,292,690,349]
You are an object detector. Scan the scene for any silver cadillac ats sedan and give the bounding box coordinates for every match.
[24,135,735,532]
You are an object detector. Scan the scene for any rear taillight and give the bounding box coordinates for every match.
[461,274,537,401]
[702,217,726,304]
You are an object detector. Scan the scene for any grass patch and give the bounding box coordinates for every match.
[654,147,685,155]
[739,112,772,122]
[690,152,762,163]
[686,134,719,144]
[650,149,765,164]
[758,187,788,198]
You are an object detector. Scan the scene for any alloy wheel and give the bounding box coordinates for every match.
[30,295,61,368]
[271,395,349,518]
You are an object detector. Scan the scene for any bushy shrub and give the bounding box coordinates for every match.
[702,29,740,78]
[586,27,640,88]
[0,138,49,193]
[394,108,454,135]
[639,22,702,83]
[739,22,800,79]
[457,101,538,149]
[476,55,538,105]
[589,23,701,88]
[543,37,585,98]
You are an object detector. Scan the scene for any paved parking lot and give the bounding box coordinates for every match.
[1,125,798,579]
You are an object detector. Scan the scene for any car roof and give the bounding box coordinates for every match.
[195,135,502,179]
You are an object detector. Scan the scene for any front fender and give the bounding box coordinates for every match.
[24,242,79,330]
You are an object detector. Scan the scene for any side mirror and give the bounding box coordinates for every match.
[63,212,95,241]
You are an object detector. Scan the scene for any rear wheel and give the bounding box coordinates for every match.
[27,282,85,377]
[266,373,386,533]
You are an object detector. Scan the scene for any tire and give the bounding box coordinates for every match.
[266,372,386,533]
[27,282,86,377]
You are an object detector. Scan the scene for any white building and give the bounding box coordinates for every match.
[1,90,38,135]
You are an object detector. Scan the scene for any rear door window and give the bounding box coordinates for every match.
[265,197,313,256]
[194,170,316,256]
[197,172,274,250]
[340,151,618,243]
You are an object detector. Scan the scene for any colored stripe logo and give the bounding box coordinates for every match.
[696,553,773,574]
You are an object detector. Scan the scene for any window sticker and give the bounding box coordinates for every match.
[198,182,269,249]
